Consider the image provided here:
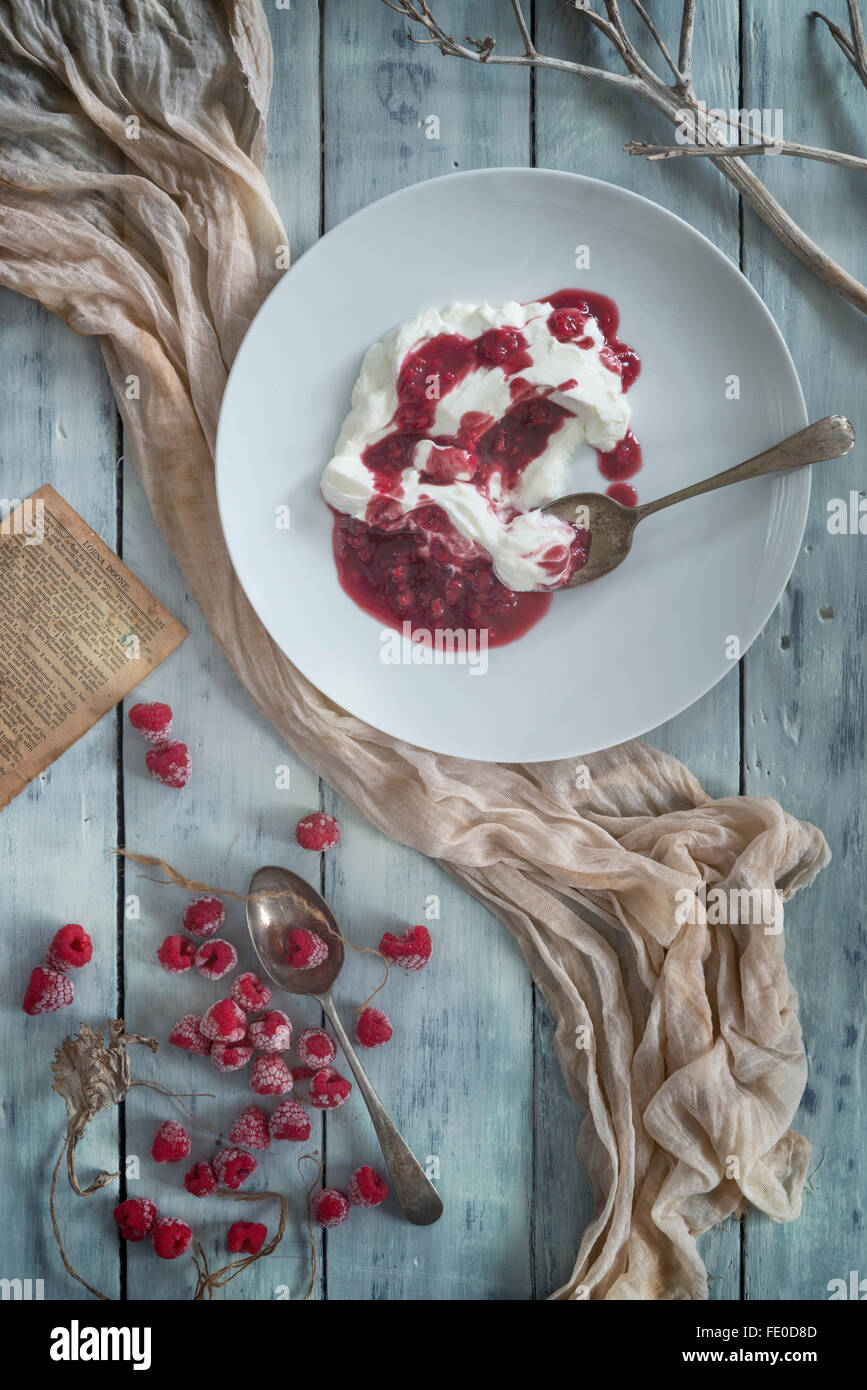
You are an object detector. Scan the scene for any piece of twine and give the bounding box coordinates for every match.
[297,1151,323,1301]
[192,1187,289,1299]
[115,848,391,1010]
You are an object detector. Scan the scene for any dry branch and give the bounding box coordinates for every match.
[384,0,867,317]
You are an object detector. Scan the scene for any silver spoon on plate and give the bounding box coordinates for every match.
[543,415,855,588]
[246,864,443,1227]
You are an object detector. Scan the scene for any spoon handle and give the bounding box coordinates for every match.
[319,993,444,1226]
[636,415,855,520]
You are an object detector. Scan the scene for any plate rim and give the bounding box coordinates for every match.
[216,165,809,761]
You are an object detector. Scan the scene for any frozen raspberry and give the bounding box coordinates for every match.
[286,928,328,970]
[269,1099,312,1143]
[151,1120,191,1164]
[22,966,73,1015]
[45,923,92,972]
[195,938,238,981]
[210,1040,254,1072]
[200,998,247,1043]
[312,1189,350,1228]
[246,1009,292,1053]
[348,1166,389,1208]
[228,1106,270,1151]
[379,923,432,972]
[213,1147,257,1190]
[169,1013,211,1055]
[250,1054,293,1097]
[184,1160,217,1197]
[128,701,173,744]
[227,1221,267,1255]
[309,1067,352,1111]
[145,739,191,789]
[157,933,196,974]
[231,972,271,1012]
[295,812,340,851]
[113,1197,157,1241]
[355,1007,392,1049]
[295,1027,337,1068]
[182,895,225,939]
[152,1216,192,1260]
[291,1066,314,1082]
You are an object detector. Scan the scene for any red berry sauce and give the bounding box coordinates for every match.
[332,291,640,647]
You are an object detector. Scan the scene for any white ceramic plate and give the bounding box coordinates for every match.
[217,168,807,762]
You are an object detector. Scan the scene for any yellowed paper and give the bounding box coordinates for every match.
[0,484,186,808]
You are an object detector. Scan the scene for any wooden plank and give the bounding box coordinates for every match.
[0,290,121,1300]
[740,0,866,1302]
[320,0,536,1299]
[533,0,743,1297]
[120,2,325,1300]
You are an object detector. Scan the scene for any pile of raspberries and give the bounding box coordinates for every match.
[110,810,435,1257]
[22,924,93,1015]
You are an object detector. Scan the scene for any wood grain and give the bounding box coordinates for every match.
[739,0,867,1302]
[0,291,120,1299]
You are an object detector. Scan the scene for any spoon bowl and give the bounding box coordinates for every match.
[247,863,343,996]
[246,863,444,1226]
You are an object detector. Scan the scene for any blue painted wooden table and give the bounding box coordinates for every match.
[0,0,863,1301]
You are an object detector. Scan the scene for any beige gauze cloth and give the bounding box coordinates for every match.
[0,0,829,1300]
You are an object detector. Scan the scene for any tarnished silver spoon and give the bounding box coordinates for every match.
[543,415,855,588]
[246,864,443,1226]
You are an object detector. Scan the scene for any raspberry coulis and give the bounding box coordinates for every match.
[333,290,641,647]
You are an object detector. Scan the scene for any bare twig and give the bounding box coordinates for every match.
[386,0,867,318]
[627,138,867,172]
[678,0,697,94]
[510,0,535,55]
[813,4,867,86]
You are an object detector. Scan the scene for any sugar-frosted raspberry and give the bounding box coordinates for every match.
[227,1221,267,1255]
[231,972,271,1012]
[213,1147,257,1190]
[195,938,238,981]
[246,1009,292,1053]
[200,998,247,1043]
[269,1099,312,1143]
[113,1197,157,1241]
[169,1014,211,1055]
[311,1189,350,1228]
[355,1007,392,1049]
[250,1054,293,1097]
[46,923,93,972]
[291,1065,314,1081]
[22,966,74,1015]
[295,812,340,851]
[145,739,191,789]
[309,1067,352,1111]
[228,1106,270,1150]
[151,1120,191,1164]
[152,1216,192,1259]
[295,1027,337,1068]
[157,933,196,974]
[128,701,173,743]
[379,924,432,972]
[347,1166,389,1208]
[210,1040,253,1073]
[286,928,328,970]
[182,895,225,940]
[184,1160,217,1197]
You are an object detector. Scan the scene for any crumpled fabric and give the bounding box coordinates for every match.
[0,0,828,1299]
